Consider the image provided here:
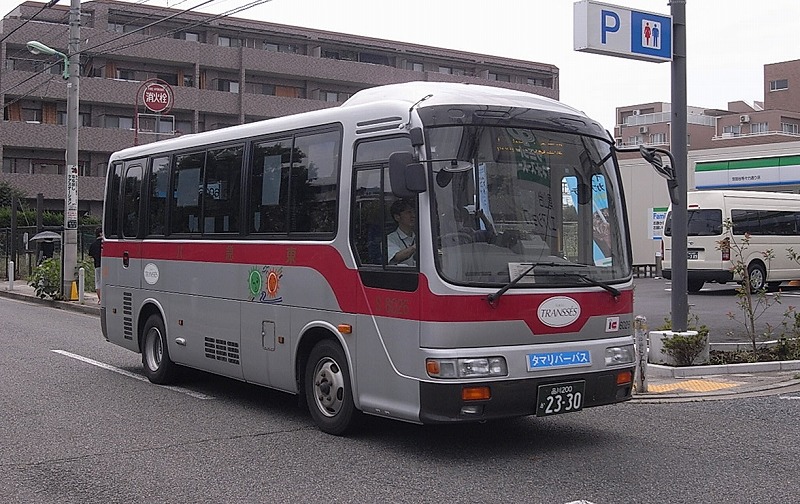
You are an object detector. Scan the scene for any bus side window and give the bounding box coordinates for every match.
[353,167,384,265]
[249,138,291,234]
[205,145,243,234]
[104,162,122,239]
[147,156,170,236]
[290,130,340,234]
[122,164,143,238]
[171,152,205,235]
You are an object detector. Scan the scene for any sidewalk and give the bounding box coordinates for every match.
[1,279,100,316]
[1,279,798,400]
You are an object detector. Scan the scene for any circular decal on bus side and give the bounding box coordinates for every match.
[537,296,581,328]
[143,263,160,285]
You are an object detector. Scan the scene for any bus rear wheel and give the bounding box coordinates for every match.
[141,314,177,385]
[304,339,359,435]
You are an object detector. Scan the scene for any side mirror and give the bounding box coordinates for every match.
[389,151,426,198]
[638,145,679,205]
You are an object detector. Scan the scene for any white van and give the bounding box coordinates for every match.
[662,190,800,292]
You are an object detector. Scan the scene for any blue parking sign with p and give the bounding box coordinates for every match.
[575,1,672,63]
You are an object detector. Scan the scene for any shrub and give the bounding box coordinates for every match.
[28,258,63,300]
[656,314,710,366]
[661,331,707,366]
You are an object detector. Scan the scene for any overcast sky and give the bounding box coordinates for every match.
[13,0,800,131]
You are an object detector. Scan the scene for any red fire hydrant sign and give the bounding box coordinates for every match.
[142,82,173,113]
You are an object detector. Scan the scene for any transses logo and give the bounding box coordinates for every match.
[537,296,581,328]
[248,266,283,304]
[143,263,159,285]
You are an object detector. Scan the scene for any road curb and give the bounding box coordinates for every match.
[630,377,800,401]
[646,360,800,378]
[0,288,100,316]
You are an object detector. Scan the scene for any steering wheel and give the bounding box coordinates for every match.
[440,231,475,247]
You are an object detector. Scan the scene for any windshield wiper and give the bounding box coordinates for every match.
[547,271,621,298]
[487,264,536,306]
[487,262,619,307]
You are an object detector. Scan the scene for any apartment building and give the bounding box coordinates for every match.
[615,59,800,153]
[0,0,560,215]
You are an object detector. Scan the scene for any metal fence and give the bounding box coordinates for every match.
[0,225,97,280]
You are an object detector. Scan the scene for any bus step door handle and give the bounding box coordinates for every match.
[123,251,130,267]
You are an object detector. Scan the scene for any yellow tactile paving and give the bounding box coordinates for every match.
[648,379,740,393]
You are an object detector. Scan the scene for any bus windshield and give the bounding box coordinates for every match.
[427,125,629,287]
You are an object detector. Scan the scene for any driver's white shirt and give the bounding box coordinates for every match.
[387,228,415,266]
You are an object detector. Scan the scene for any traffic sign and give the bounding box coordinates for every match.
[574,1,672,63]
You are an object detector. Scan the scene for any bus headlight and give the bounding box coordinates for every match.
[605,345,635,366]
[426,357,508,378]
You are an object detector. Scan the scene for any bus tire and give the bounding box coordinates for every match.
[747,262,767,292]
[141,314,177,385]
[687,279,704,293]
[305,339,359,435]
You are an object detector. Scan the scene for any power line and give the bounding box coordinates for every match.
[1,0,274,117]
[87,0,272,56]
[0,0,235,98]
[0,0,60,45]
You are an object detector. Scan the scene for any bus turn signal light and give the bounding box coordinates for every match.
[462,386,491,401]
[617,370,632,385]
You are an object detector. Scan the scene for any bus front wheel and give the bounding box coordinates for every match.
[141,314,177,385]
[304,339,359,435]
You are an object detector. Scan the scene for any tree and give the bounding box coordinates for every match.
[0,180,27,208]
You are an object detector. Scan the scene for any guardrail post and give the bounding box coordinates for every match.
[8,261,14,290]
[78,267,85,304]
[634,315,648,393]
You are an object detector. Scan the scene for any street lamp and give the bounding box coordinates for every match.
[26,41,69,80]
[27,32,80,300]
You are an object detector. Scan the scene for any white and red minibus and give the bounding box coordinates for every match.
[101,81,637,435]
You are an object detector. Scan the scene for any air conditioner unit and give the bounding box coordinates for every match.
[740,114,751,123]
[638,126,649,134]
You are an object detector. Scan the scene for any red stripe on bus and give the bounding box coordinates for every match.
[102,240,632,334]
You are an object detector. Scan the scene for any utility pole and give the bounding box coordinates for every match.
[63,0,80,298]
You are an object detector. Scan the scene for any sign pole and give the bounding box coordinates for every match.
[670,0,688,332]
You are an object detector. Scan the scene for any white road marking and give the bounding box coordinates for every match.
[52,349,213,400]
[779,395,800,400]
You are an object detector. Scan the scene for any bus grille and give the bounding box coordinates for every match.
[204,338,240,365]
[123,292,133,340]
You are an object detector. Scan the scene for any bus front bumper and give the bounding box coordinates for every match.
[418,367,634,424]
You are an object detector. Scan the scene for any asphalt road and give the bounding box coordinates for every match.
[633,276,800,343]
[2,296,799,503]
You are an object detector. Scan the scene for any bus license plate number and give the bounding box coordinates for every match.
[687,251,699,260]
[536,380,585,417]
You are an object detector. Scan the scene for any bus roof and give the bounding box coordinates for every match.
[341,81,584,116]
[110,81,590,162]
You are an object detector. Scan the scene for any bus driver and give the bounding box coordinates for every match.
[387,199,416,266]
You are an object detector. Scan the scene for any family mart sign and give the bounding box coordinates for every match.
[573,1,672,63]
[695,155,800,189]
